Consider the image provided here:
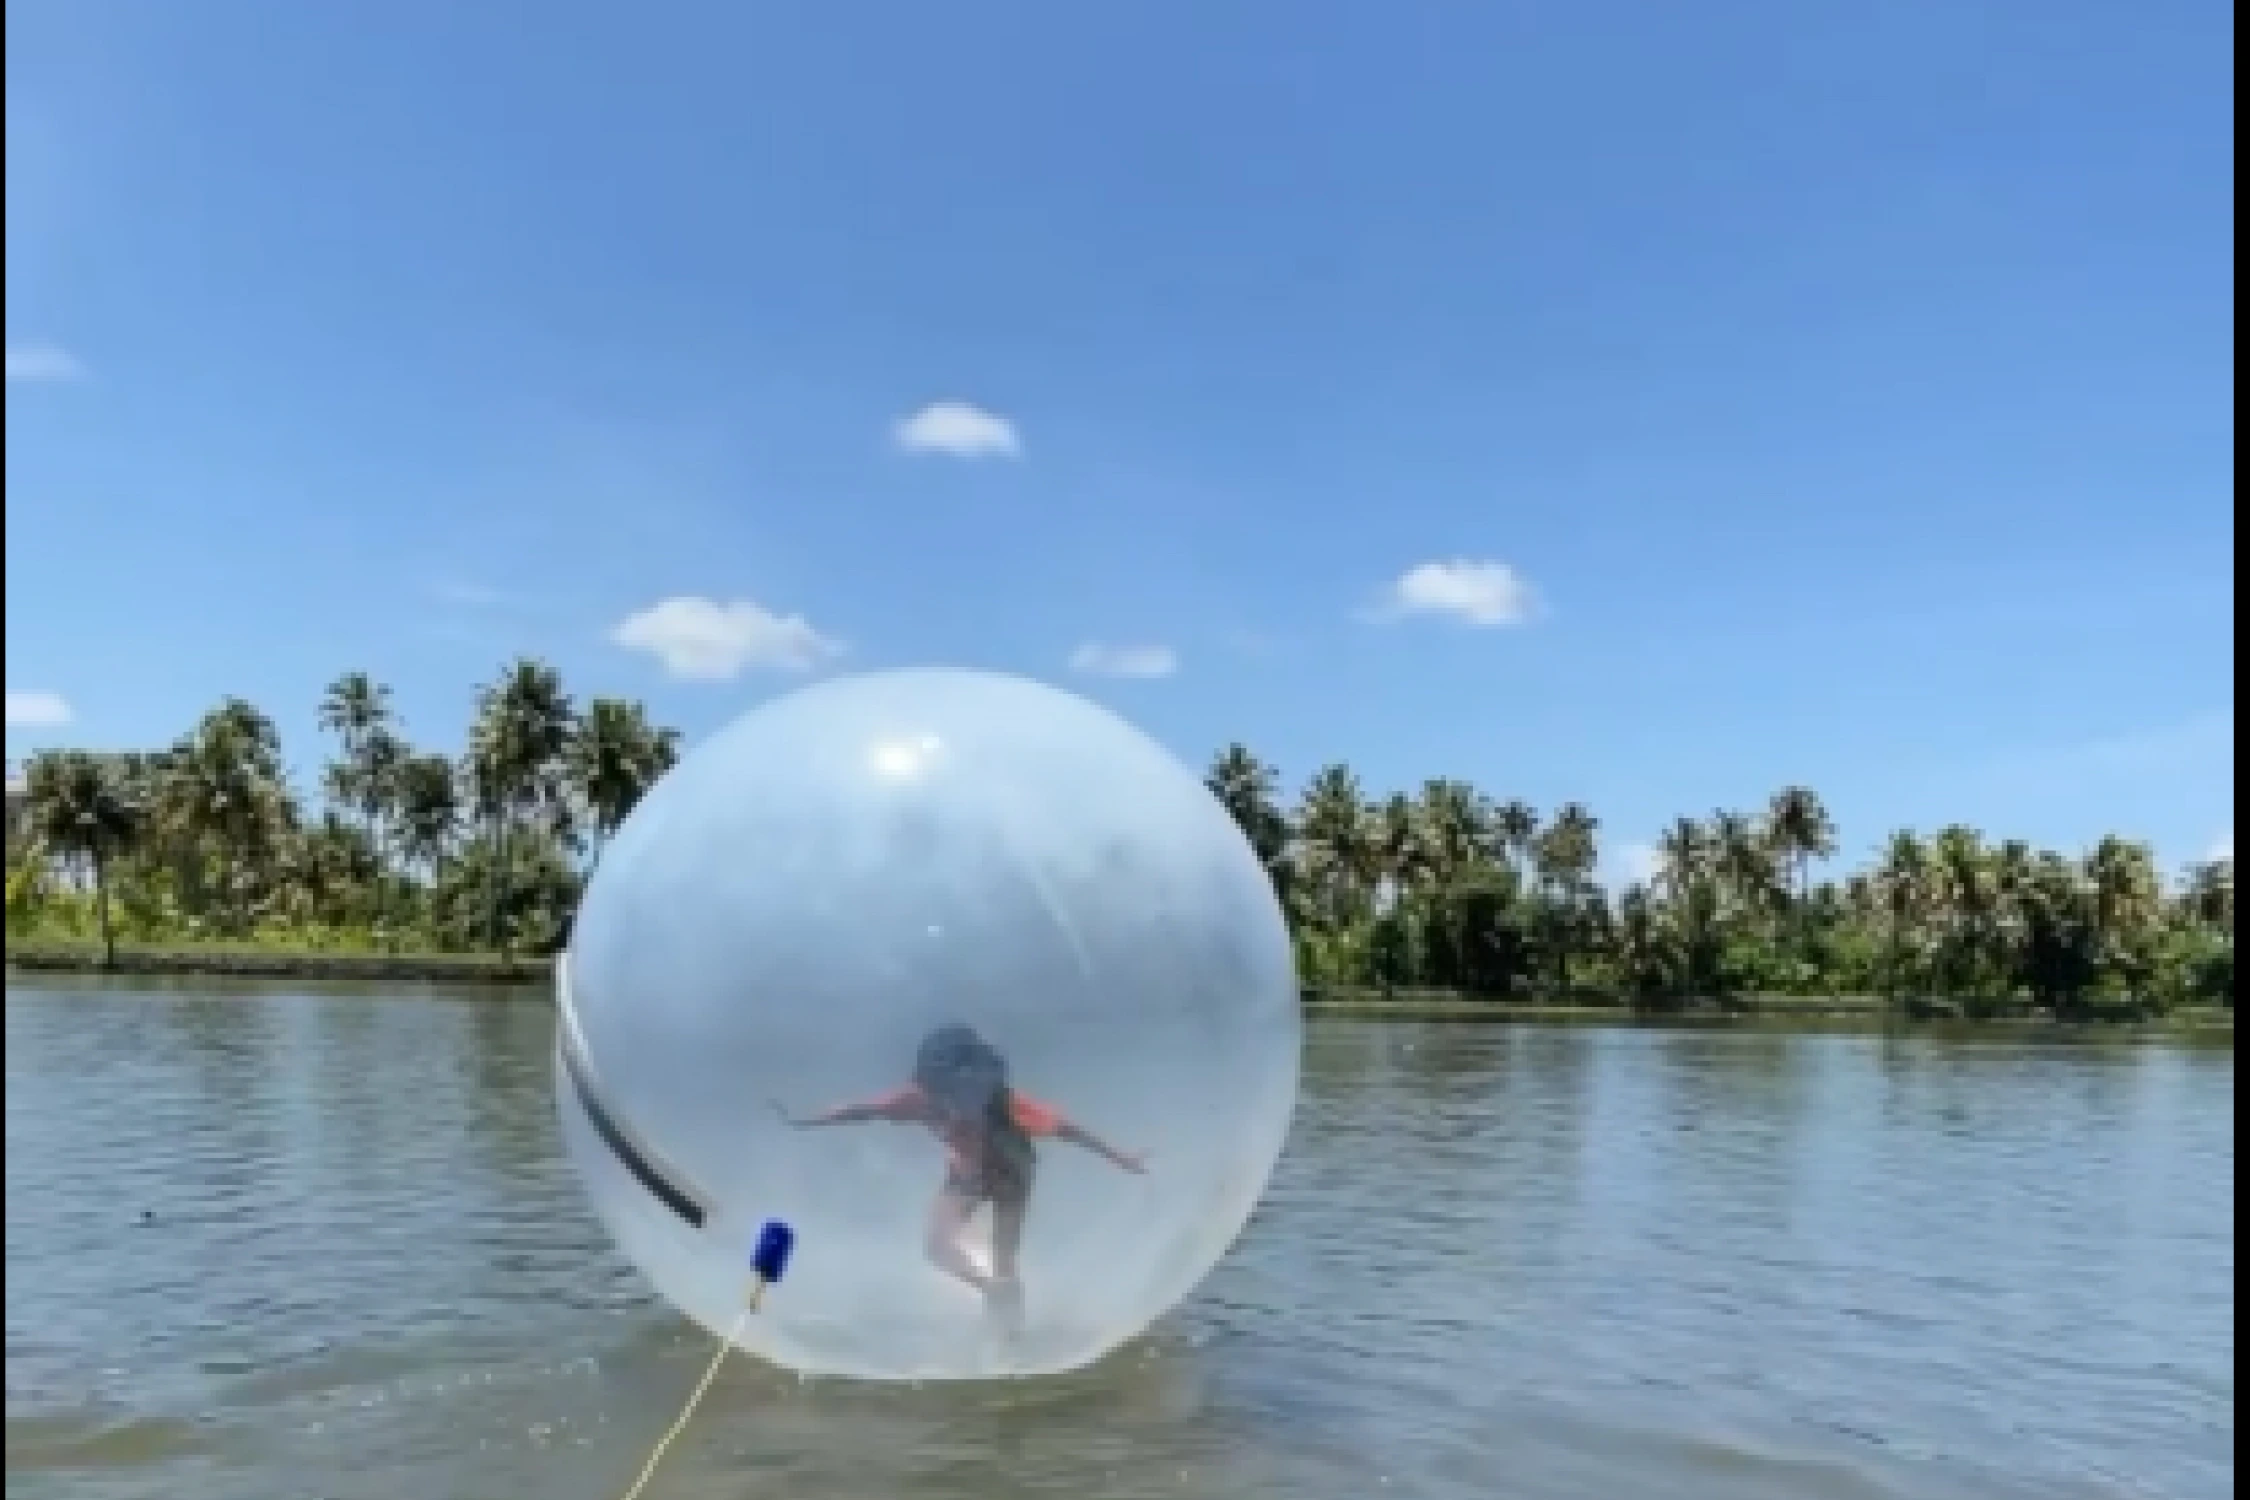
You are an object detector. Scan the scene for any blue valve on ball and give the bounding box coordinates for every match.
[746,1219,795,1312]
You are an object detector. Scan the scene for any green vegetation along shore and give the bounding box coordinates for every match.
[4,941,551,985]
[6,657,2233,1026]
[5,943,2233,1038]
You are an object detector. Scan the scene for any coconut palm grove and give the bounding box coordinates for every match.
[5,659,2233,1021]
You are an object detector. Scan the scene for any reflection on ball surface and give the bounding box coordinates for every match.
[557,668,1300,1381]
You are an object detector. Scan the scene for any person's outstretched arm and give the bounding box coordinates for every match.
[1009,1094,1147,1174]
[1055,1119,1147,1174]
[773,1091,913,1130]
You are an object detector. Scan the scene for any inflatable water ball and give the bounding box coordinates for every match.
[556,668,1301,1381]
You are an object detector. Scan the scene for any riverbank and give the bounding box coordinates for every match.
[5,941,2231,1032]
[1300,986,2234,1034]
[3,942,551,985]
[1303,988,1888,1023]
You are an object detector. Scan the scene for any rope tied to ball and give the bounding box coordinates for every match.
[613,1219,795,1500]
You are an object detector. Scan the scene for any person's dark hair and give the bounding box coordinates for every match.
[914,1023,985,1089]
[914,1022,1005,1109]
[913,1023,1033,1180]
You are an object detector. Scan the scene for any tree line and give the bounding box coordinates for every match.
[7,661,672,964]
[6,661,2233,1019]
[1206,746,2231,1019]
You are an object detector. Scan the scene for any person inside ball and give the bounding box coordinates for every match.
[775,1022,1146,1323]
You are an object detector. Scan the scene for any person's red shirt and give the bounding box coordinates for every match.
[862,1083,1064,1179]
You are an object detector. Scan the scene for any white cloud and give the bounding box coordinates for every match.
[5,342,85,384]
[1603,840,1661,890]
[611,596,844,680]
[1069,642,1179,679]
[1364,559,1539,627]
[2208,832,2234,863]
[893,401,1022,460]
[5,689,74,728]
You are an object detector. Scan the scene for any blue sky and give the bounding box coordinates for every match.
[5,0,2234,881]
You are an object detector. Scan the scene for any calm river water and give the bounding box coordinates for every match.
[3,978,2233,1500]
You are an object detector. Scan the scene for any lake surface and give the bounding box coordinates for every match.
[4,979,2233,1500]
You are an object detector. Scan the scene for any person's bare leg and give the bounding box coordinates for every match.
[924,1188,993,1293]
[990,1193,1026,1284]
[984,1191,1028,1330]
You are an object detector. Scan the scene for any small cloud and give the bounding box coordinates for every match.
[5,342,86,384]
[1604,840,1661,890]
[1069,642,1179,679]
[611,596,843,681]
[2209,833,2234,863]
[893,401,1022,461]
[5,689,74,728]
[1364,559,1539,627]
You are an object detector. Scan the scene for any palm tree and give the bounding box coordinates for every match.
[1413,779,1493,885]
[279,811,383,931]
[1369,792,1429,899]
[390,752,462,889]
[1293,763,1377,929]
[1612,882,1671,998]
[1656,817,1707,901]
[2178,856,2234,930]
[1532,802,1601,991]
[1874,830,1930,996]
[1534,802,1600,892]
[23,751,144,967]
[467,658,578,954]
[159,700,294,934]
[317,673,403,925]
[2083,835,2163,997]
[1205,744,1290,896]
[1711,809,1779,917]
[1766,786,1836,907]
[2084,836,2160,940]
[1988,837,2036,980]
[1928,824,1993,997]
[317,673,394,777]
[2018,851,2100,1011]
[569,697,680,868]
[1490,799,1540,881]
